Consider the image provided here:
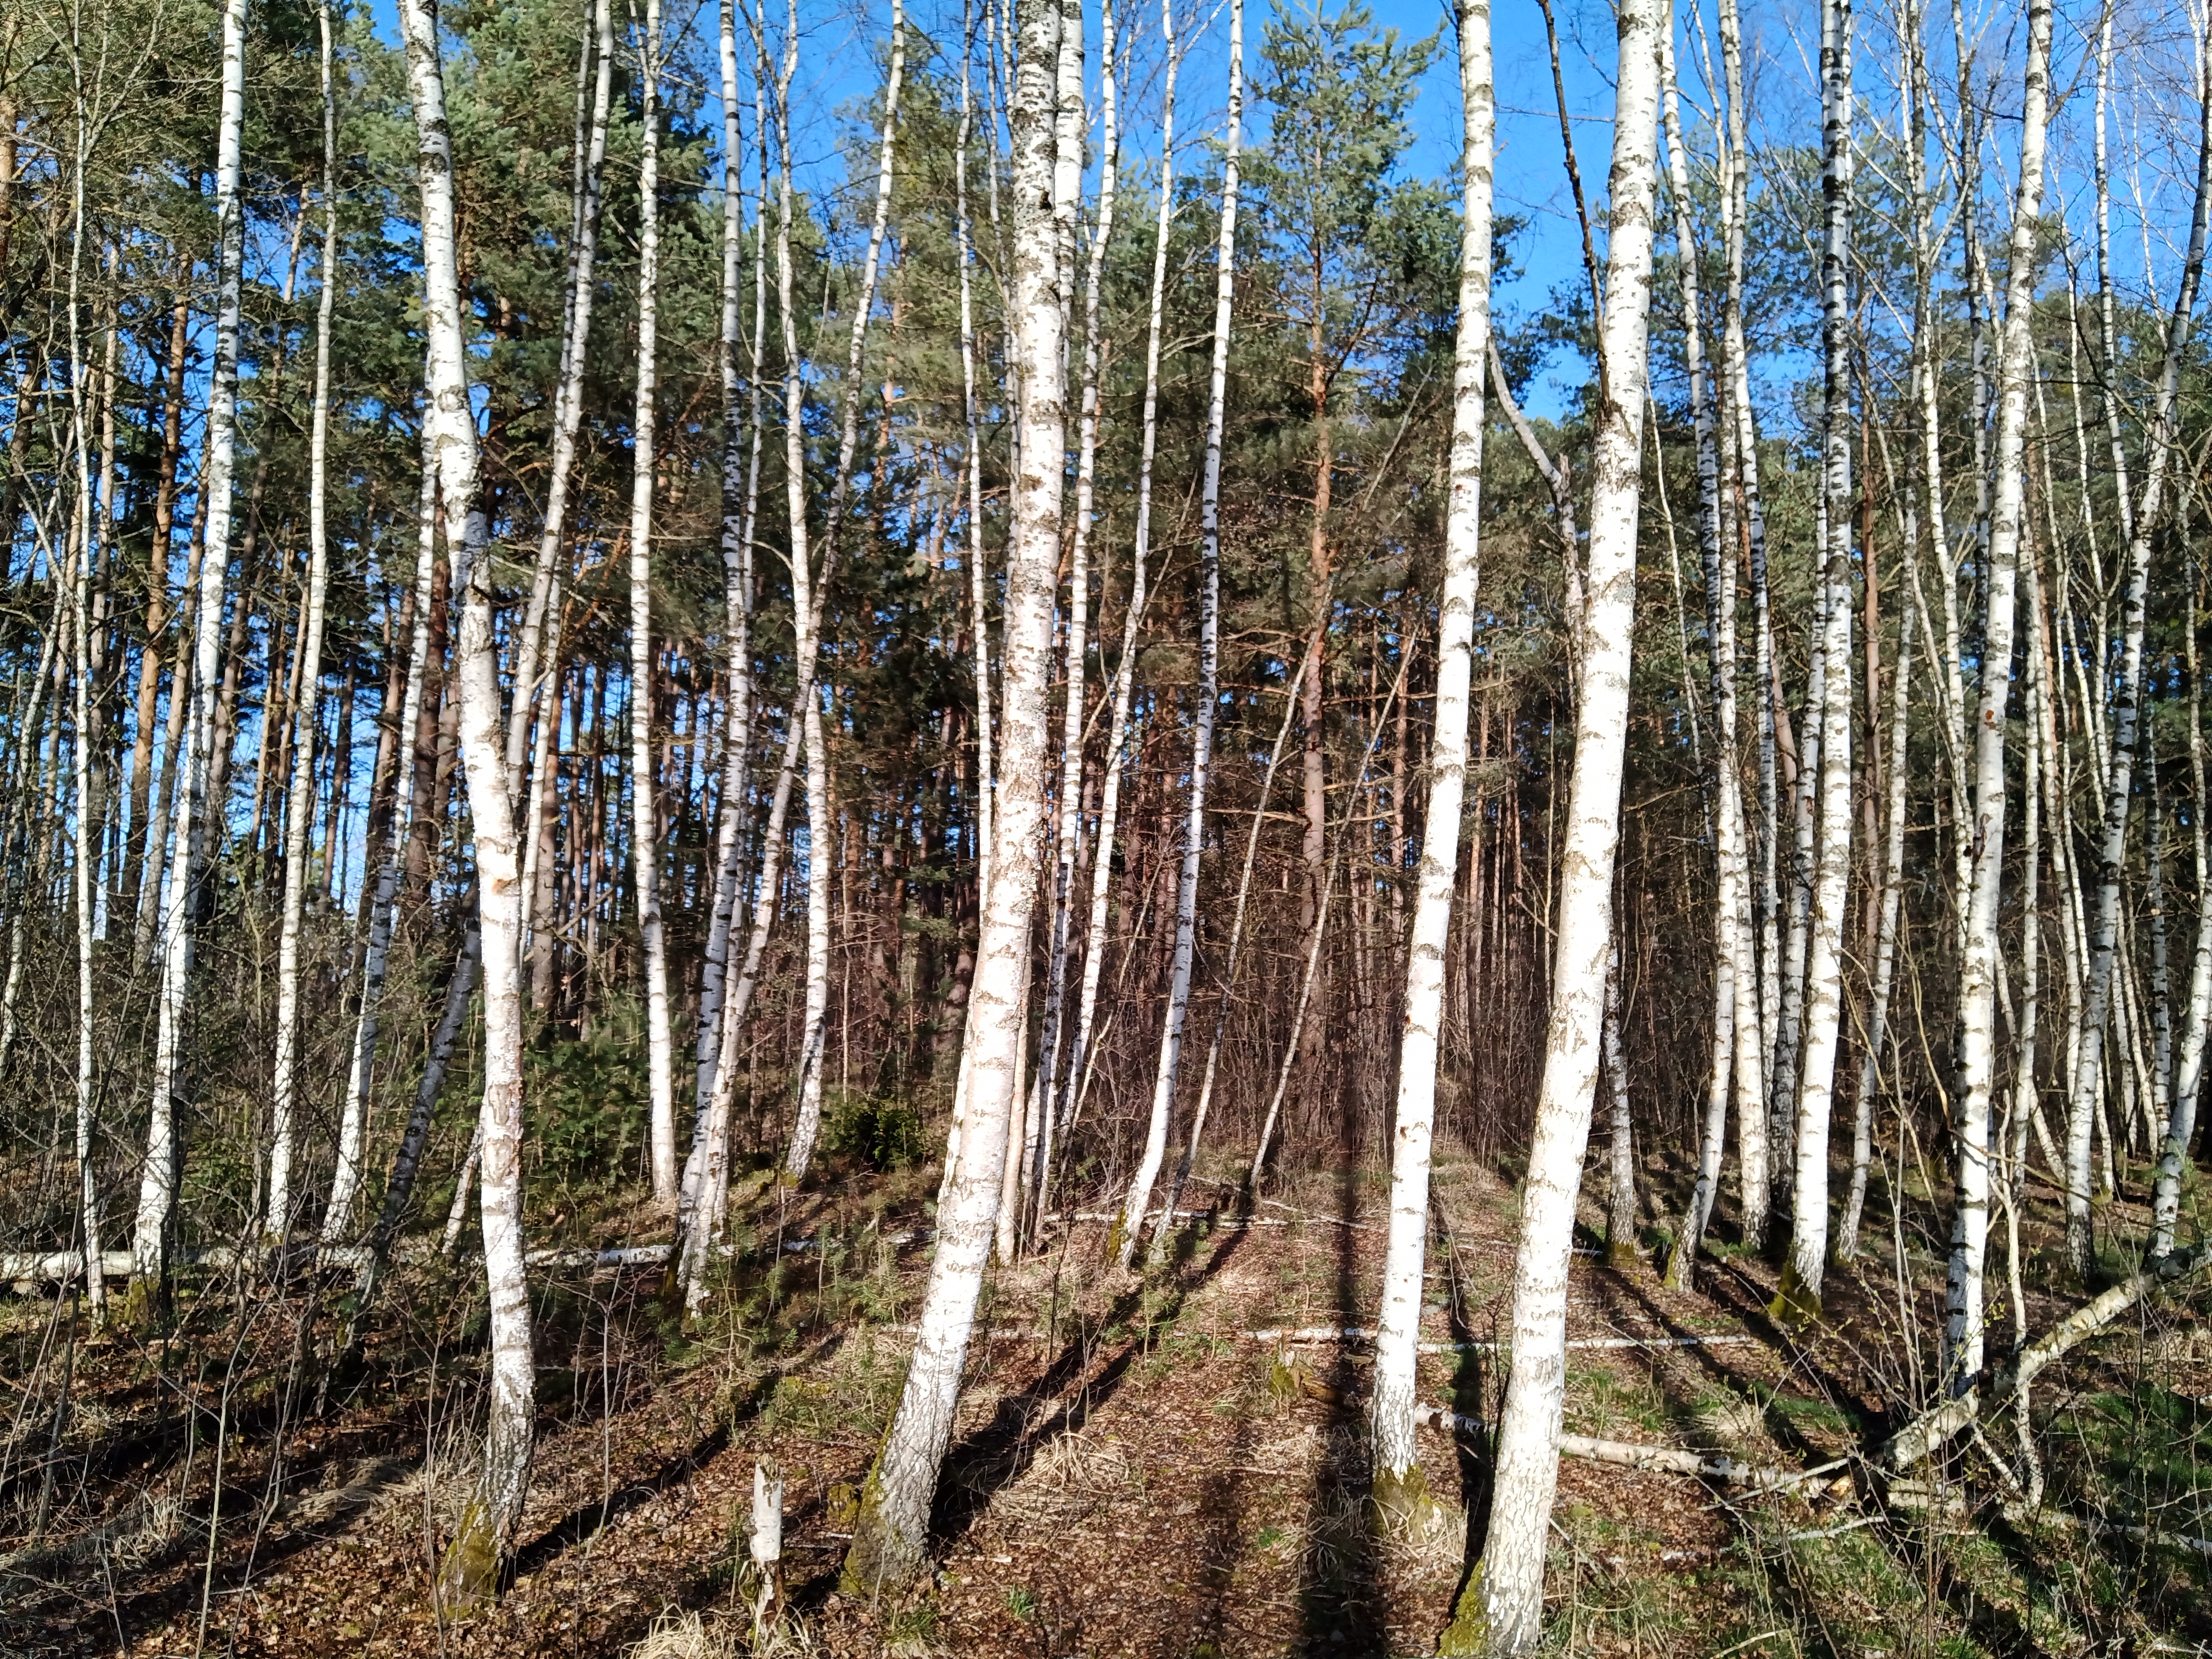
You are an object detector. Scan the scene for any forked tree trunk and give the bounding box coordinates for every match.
[133,0,246,1298]
[841,0,1069,1590]
[397,0,535,1584]
[1451,0,1661,1642]
[268,0,339,1243]
[1113,0,1240,1272]
[1369,0,1491,1528]
[1943,0,2051,1397]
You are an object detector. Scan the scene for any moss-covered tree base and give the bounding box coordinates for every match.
[1437,1559,1488,1656]
[1605,1235,1638,1271]
[437,1498,498,1611]
[839,1466,924,1600]
[1368,1463,1456,1545]
[1767,1259,1823,1329]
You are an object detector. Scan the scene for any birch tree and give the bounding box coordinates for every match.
[841,0,1071,1588]
[1448,0,1661,1640]
[396,0,536,1586]
[1943,0,2050,1397]
[267,0,340,1244]
[132,0,245,1299]
[1114,0,1240,1271]
[1368,0,1490,1534]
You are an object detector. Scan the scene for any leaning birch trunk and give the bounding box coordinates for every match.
[1368,0,1491,1533]
[1836,561,1915,1260]
[1028,0,1116,1234]
[1450,0,1661,1643]
[1602,946,1636,1262]
[133,0,246,1300]
[63,122,104,1317]
[1943,0,2051,1399]
[2151,63,2212,1262]
[327,435,439,1249]
[840,0,1068,1589]
[2157,562,2212,1256]
[1113,0,1240,1272]
[627,0,677,1203]
[1775,0,1855,1322]
[506,0,613,791]
[935,0,993,1203]
[677,0,765,1269]
[783,0,904,1183]
[1056,0,1176,1189]
[268,0,340,1244]
[397,0,535,1588]
[2064,0,2212,1274]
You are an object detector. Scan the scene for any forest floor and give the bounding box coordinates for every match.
[4,1139,2211,1657]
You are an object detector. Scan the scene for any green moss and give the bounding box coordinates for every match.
[1368,1463,1437,1539]
[839,1463,922,1599]
[1767,1258,1823,1329]
[1606,1236,1639,1271]
[1437,1560,1488,1656]
[437,1498,498,1611]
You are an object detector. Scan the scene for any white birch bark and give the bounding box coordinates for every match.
[783,0,904,1182]
[627,0,677,1203]
[133,0,246,1295]
[268,0,339,1243]
[1943,0,2050,1398]
[397,0,535,1577]
[1369,0,1491,1514]
[1452,0,1660,1640]
[327,435,439,1248]
[1777,0,1855,1318]
[1113,0,1241,1271]
[1029,0,1115,1234]
[2063,15,2212,1274]
[506,0,613,793]
[2158,562,2212,1256]
[841,0,1068,1588]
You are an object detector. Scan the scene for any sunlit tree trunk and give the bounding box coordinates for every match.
[1113,0,1240,1272]
[627,0,677,1203]
[1453,0,1660,1640]
[1943,0,2050,1397]
[1369,0,1491,1528]
[133,0,246,1299]
[1776,0,1854,1320]
[268,0,339,1243]
[842,0,1069,1588]
[397,0,535,1583]
[784,0,904,1182]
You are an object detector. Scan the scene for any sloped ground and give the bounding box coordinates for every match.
[5,1143,2210,1656]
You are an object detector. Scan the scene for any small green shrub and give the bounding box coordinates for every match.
[822,1089,926,1171]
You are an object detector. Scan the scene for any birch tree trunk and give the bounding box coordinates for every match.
[268,0,339,1243]
[840,0,1069,1588]
[132,0,246,1300]
[1113,0,1240,1271]
[627,0,677,1203]
[783,0,904,1182]
[397,0,535,1584]
[1449,0,1661,1641]
[1943,0,2050,1398]
[2157,561,2212,1256]
[1776,0,1855,1319]
[1368,0,1491,1527]
[2064,36,2212,1273]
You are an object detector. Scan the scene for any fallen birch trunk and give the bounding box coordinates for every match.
[1886,1241,2212,1470]
[1245,1324,1758,1355]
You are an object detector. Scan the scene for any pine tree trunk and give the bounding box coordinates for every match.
[133,0,246,1299]
[1453,0,1661,1640]
[1113,0,1240,1271]
[1369,0,1491,1520]
[842,0,1070,1589]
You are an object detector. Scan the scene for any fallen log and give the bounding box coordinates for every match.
[1886,1242,2212,1471]
[1243,1324,1757,1355]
